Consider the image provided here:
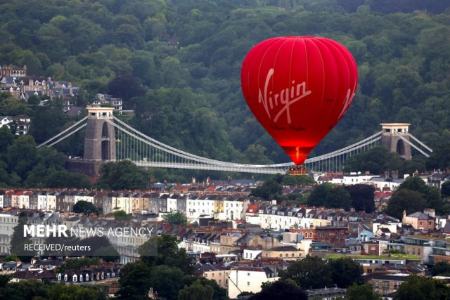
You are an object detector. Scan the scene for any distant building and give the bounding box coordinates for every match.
[0,65,27,77]
[0,212,19,255]
[0,115,31,135]
[402,210,435,231]
[0,70,79,107]
[261,245,302,260]
[306,287,347,300]
[366,273,410,297]
[297,226,348,247]
[94,93,123,112]
[227,267,279,299]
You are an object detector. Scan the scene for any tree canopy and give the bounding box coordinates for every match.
[73,200,99,215]
[249,279,307,300]
[386,176,446,218]
[308,183,352,210]
[163,212,188,226]
[346,283,381,300]
[0,132,90,188]
[0,0,448,170]
[97,160,149,190]
[394,276,450,300]
[281,256,363,290]
[346,184,376,213]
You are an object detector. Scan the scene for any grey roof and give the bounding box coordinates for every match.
[407,212,433,220]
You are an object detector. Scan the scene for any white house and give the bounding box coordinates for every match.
[227,267,279,299]
[330,174,375,185]
[13,192,31,209]
[167,197,178,212]
[0,116,13,130]
[186,198,215,221]
[74,194,95,204]
[36,193,57,211]
[223,199,246,221]
[243,249,262,260]
[0,213,18,255]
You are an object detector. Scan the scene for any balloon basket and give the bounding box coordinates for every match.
[287,165,308,176]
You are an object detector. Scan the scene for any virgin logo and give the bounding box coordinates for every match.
[337,88,355,120]
[258,68,312,125]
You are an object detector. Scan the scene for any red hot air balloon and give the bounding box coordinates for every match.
[241,36,358,165]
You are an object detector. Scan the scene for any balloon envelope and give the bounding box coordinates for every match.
[241,36,358,164]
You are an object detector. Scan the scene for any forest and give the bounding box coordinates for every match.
[0,0,449,167]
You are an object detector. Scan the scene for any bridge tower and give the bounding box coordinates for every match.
[84,105,116,161]
[380,123,412,160]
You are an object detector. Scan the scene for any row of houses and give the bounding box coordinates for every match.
[0,190,248,221]
[0,64,79,102]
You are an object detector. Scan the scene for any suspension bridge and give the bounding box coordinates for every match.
[37,106,433,175]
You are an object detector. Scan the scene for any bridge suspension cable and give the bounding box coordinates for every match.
[113,116,294,168]
[37,116,88,148]
[396,133,432,158]
[46,123,87,148]
[36,113,433,174]
[407,133,433,153]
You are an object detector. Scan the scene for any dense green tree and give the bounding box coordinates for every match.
[107,74,145,101]
[73,200,98,215]
[386,189,427,219]
[6,135,37,180]
[442,181,450,198]
[149,265,186,300]
[346,184,376,213]
[427,139,450,170]
[97,161,149,190]
[394,276,450,300]
[346,284,381,300]
[0,0,449,182]
[29,104,67,144]
[431,262,450,276]
[113,261,188,300]
[46,284,107,300]
[113,210,132,221]
[45,170,91,189]
[344,147,424,175]
[0,126,14,153]
[250,175,283,200]
[117,262,152,300]
[282,256,333,289]
[308,183,352,210]
[0,96,29,116]
[249,279,307,300]
[138,235,193,274]
[385,176,447,218]
[163,212,188,226]
[10,216,36,262]
[329,258,363,288]
[178,280,214,300]
[0,275,10,288]
[282,175,315,186]
[0,280,47,300]
[187,278,227,300]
